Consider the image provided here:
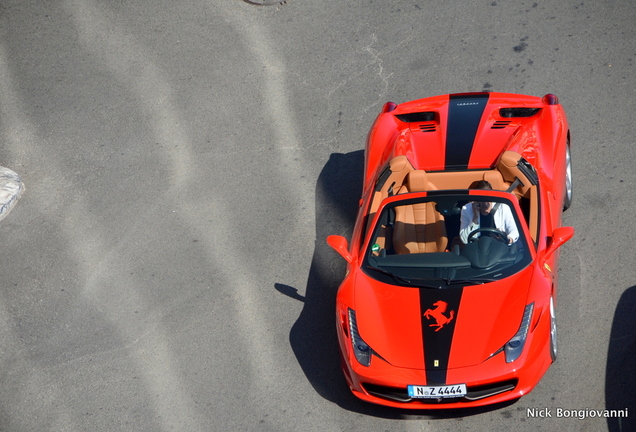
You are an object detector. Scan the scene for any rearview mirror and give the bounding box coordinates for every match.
[542,226,575,263]
[326,235,353,263]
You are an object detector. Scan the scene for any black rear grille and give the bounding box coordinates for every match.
[418,123,437,133]
[491,120,512,129]
[362,379,518,404]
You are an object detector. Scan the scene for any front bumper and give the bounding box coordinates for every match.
[338,301,552,409]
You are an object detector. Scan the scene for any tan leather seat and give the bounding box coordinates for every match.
[483,170,506,191]
[496,151,531,196]
[393,171,448,254]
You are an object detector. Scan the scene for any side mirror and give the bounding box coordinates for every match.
[326,235,353,263]
[542,226,575,263]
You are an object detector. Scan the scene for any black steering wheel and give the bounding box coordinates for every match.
[467,227,508,243]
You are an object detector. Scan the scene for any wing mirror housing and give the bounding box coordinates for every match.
[542,226,575,263]
[326,235,353,263]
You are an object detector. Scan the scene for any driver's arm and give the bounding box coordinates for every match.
[499,205,519,243]
[459,204,479,244]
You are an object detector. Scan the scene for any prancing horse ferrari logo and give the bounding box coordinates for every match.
[424,300,455,332]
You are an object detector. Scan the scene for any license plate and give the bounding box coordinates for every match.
[408,384,467,399]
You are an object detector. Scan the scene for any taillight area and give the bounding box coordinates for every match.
[542,94,559,105]
[382,102,397,113]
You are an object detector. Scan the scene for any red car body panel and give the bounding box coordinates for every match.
[328,92,574,409]
[354,268,530,370]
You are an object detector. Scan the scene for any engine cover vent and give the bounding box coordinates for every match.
[491,120,512,129]
[418,123,437,133]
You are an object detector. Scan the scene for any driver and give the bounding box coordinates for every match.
[459,181,519,245]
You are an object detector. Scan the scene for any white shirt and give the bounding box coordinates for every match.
[459,202,520,244]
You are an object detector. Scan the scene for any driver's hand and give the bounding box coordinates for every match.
[507,236,513,245]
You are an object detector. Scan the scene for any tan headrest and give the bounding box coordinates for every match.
[496,150,533,195]
[500,151,522,168]
[406,170,429,192]
[483,170,505,191]
[389,155,410,172]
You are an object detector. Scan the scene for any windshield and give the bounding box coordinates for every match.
[363,192,532,287]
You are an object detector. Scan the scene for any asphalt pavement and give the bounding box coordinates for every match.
[0,0,635,431]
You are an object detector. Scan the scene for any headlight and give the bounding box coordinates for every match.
[504,303,534,363]
[348,309,372,366]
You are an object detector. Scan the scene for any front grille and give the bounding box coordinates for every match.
[362,379,518,404]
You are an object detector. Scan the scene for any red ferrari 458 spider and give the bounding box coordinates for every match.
[327,92,574,409]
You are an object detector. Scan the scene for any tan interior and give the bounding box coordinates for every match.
[367,150,540,252]
[368,155,414,218]
[393,171,448,253]
[368,151,532,212]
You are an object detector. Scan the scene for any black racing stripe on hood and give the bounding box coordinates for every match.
[445,94,490,170]
[420,287,464,385]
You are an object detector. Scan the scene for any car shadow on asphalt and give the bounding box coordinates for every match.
[280,151,364,412]
[605,285,636,432]
[277,150,519,419]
